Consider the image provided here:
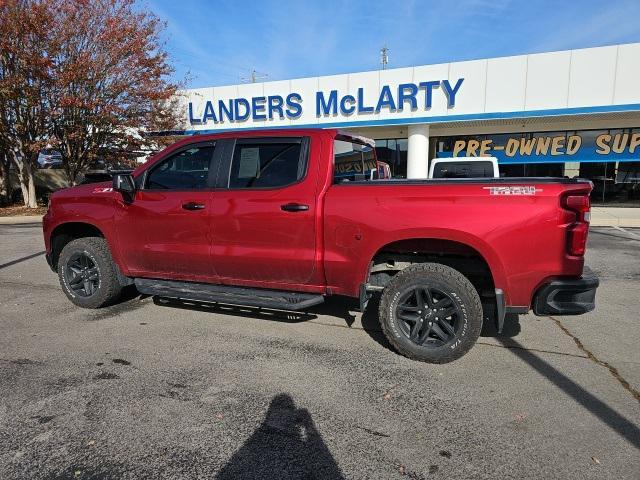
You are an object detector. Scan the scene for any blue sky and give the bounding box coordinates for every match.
[147,0,640,88]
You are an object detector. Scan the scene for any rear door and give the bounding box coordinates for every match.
[115,141,220,281]
[210,136,319,286]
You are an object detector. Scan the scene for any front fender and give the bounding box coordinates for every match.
[43,190,128,275]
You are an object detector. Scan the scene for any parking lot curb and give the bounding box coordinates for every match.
[0,215,44,225]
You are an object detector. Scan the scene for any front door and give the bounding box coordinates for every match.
[210,136,318,286]
[115,142,218,282]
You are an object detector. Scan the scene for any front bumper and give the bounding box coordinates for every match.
[533,267,599,316]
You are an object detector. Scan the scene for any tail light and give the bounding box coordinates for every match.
[562,193,591,256]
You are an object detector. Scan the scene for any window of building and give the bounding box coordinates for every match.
[612,162,640,205]
[575,129,640,206]
[522,163,565,177]
[616,162,640,183]
[374,138,408,178]
[580,162,616,205]
[146,145,214,190]
[229,139,305,189]
[334,138,377,183]
[498,164,525,177]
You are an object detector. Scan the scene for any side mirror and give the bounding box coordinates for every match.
[112,173,136,202]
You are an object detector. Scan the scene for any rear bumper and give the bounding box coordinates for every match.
[533,267,599,316]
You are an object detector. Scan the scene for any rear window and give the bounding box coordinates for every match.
[333,139,377,183]
[229,140,305,189]
[41,149,61,156]
[432,161,495,178]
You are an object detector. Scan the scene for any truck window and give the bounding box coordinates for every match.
[432,161,495,179]
[146,145,215,190]
[229,139,305,189]
[333,139,377,183]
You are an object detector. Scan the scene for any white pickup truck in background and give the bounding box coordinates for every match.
[429,157,500,179]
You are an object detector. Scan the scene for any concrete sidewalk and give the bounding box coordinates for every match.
[591,207,640,227]
[1,207,640,227]
[0,215,43,225]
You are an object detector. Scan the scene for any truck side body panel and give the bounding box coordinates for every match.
[323,181,589,307]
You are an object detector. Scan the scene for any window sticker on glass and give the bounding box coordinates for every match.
[238,147,260,178]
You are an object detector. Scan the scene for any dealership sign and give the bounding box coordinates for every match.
[188,79,464,126]
[181,44,640,133]
[439,131,640,163]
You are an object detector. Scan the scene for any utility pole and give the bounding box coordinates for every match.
[240,69,269,83]
[380,45,389,70]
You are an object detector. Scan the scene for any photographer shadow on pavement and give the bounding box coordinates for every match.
[216,393,345,480]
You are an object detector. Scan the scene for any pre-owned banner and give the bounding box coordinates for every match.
[437,130,640,164]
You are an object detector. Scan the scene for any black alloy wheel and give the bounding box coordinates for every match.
[57,237,123,308]
[64,252,100,297]
[395,286,461,347]
[378,262,483,363]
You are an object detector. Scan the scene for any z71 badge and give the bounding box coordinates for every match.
[483,186,542,195]
[92,187,113,193]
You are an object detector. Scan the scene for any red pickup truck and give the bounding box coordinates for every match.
[42,129,598,363]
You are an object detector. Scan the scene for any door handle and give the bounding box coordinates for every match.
[281,203,309,212]
[182,202,206,211]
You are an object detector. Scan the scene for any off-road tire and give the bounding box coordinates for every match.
[57,237,122,308]
[379,262,483,363]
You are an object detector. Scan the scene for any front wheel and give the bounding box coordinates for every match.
[57,237,123,308]
[379,263,483,364]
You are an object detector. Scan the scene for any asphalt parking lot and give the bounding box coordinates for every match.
[0,224,638,479]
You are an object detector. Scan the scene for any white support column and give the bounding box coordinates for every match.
[407,124,430,179]
[564,162,580,178]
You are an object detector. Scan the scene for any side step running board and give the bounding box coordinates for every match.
[134,278,324,311]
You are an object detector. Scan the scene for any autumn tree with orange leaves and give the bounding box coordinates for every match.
[0,0,183,206]
[0,0,55,207]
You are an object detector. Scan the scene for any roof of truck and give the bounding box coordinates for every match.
[148,128,375,157]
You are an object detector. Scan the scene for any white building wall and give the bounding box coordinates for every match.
[524,50,571,110]
[485,55,527,112]
[568,46,617,107]
[613,43,640,105]
[180,43,640,133]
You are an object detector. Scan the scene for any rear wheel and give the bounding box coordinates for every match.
[57,237,122,308]
[379,263,483,363]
